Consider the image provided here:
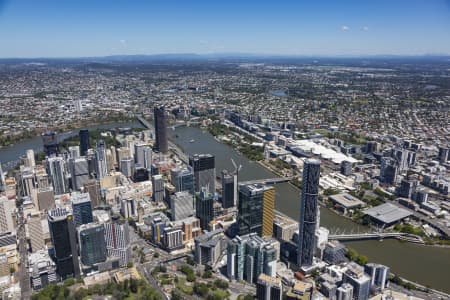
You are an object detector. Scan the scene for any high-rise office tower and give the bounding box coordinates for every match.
[152,174,165,203]
[298,159,320,268]
[110,145,117,169]
[342,263,371,300]
[0,163,5,192]
[438,146,449,164]
[20,168,35,198]
[0,196,15,234]
[143,146,152,169]
[48,208,80,279]
[227,233,278,283]
[256,273,282,300]
[27,212,45,252]
[221,170,238,209]
[170,191,195,221]
[337,283,354,300]
[134,143,149,167]
[237,184,275,237]
[104,218,131,267]
[83,179,101,208]
[364,263,389,291]
[47,157,67,195]
[26,149,36,168]
[340,160,352,176]
[116,147,130,169]
[171,166,194,194]
[42,131,59,156]
[78,223,107,267]
[196,187,214,230]
[69,157,89,191]
[71,193,93,227]
[68,146,80,159]
[153,106,169,153]
[120,157,134,178]
[95,140,108,179]
[79,129,90,156]
[189,154,215,194]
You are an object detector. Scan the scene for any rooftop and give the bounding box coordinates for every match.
[364,203,412,225]
[329,193,365,209]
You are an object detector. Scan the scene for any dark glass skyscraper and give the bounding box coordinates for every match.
[78,223,107,267]
[298,159,321,268]
[48,208,80,279]
[221,170,237,209]
[71,193,93,227]
[79,129,90,156]
[237,184,274,237]
[196,187,214,230]
[189,154,215,194]
[42,131,59,156]
[153,106,168,153]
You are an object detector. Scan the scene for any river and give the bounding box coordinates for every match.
[1,123,449,292]
[0,122,143,170]
[169,126,450,293]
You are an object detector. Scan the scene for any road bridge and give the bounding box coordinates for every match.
[240,176,296,185]
[329,232,423,243]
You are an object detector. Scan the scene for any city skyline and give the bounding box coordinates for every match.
[0,0,450,58]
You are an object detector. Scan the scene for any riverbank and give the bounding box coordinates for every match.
[0,115,137,148]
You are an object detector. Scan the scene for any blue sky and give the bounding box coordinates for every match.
[0,0,450,58]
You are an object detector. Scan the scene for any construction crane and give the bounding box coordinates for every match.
[231,158,242,179]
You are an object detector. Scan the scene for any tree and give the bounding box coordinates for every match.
[356,255,369,265]
[346,247,358,261]
[127,261,134,268]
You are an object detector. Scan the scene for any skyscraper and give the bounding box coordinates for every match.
[104,218,131,267]
[42,131,59,156]
[152,174,165,203]
[95,140,108,179]
[153,106,169,153]
[170,191,195,221]
[196,187,214,230]
[71,193,93,227]
[221,170,237,209]
[79,129,90,156]
[69,157,89,191]
[171,166,194,194]
[78,223,107,267]
[342,262,371,300]
[237,184,275,237]
[298,159,320,268]
[47,157,67,195]
[26,149,36,168]
[227,233,278,283]
[189,154,215,194]
[0,196,15,234]
[0,163,5,192]
[27,212,45,252]
[48,208,80,279]
[256,273,282,300]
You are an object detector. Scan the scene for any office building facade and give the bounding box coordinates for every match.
[71,193,93,227]
[152,174,165,203]
[196,187,214,230]
[154,106,169,153]
[256,273,282,300]
[171,167,194,194]
[237,184,274,237]
[221,170,237,208]
[95,140,108,179]
[78,223,107,267]
[104,219,131,267]
[48,208,80,279]
[227,233,278,284]
[47,157,67,195]
[298,159,321,267]
[189,154,215,194]
[170,191,194,221]
[79,129,90,156]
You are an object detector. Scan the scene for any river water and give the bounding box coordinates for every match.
[169,126,450,293]
[0,122,143,170]
[1,123,449,292]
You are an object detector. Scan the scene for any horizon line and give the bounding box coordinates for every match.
[1,52,450,60]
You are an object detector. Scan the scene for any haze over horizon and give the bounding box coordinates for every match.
[0,0,450,58]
